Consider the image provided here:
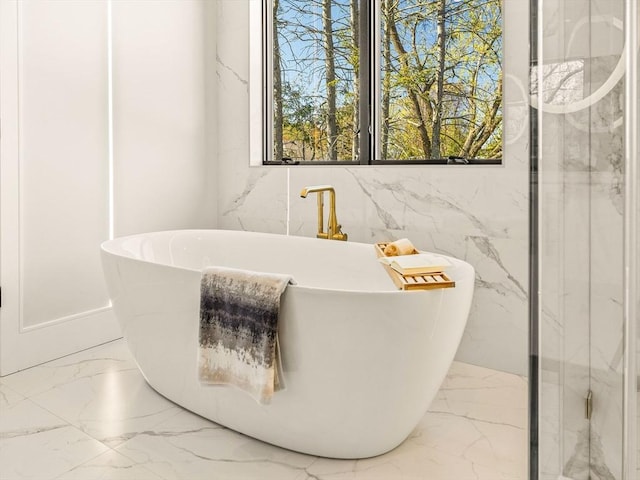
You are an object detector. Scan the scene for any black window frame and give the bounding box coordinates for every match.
[262,0,503,166]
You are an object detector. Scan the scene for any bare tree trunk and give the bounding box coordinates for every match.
[323,0,338,160]
[381,0,391,160]
[467,73,503,157]
[350,0,359,161]
[431,0,446,158]
[272,0,284,162]
[387,2,431,158]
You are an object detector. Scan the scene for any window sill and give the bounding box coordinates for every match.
[263,158,502,166]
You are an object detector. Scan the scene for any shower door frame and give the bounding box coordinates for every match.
[621,0,638,477]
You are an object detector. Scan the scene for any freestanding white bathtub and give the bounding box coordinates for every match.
[100,229,475,459]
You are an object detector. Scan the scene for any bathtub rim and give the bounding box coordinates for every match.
[100,229,474,296]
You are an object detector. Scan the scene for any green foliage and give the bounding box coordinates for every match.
[272,0,502,162]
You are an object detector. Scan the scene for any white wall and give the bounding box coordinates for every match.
[216,0,530,375]
[0,0,119,375]
[112,0,217,236]
[0,0,217,374]
[17,0,111,329]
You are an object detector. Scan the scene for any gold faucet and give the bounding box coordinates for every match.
[300,185,348,241]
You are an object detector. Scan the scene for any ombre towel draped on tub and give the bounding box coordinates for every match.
[198,266,294,404]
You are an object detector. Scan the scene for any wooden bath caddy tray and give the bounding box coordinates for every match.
[374,242,455,291]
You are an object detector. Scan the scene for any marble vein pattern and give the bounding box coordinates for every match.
[215,0,531,376]
[0,339,527,480]
[284,165,530,377]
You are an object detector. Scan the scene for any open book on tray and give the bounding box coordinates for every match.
[378,253,452,276]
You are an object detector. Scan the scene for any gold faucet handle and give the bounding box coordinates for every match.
[332,225,348,241]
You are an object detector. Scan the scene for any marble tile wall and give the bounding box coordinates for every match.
[216,0,531,376]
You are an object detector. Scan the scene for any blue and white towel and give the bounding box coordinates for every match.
[198,266,294,404]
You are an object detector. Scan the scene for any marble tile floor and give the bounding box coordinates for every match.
[0,339,527,480]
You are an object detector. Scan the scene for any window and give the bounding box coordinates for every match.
[264,0,503,165]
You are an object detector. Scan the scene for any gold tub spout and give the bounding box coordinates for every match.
[300,185,348,241]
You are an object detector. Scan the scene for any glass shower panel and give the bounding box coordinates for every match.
[535,0,627,479]
[536,1,593,476]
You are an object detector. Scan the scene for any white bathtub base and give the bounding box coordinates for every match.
[101,230,475,458]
